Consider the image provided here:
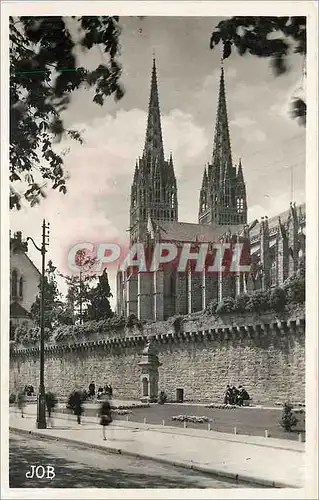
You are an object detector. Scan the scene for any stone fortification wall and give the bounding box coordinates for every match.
[10,306,305,404]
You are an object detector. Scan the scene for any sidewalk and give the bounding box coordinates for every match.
[10,409,304,488]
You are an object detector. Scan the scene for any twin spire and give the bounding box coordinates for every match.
[143,58,164,164]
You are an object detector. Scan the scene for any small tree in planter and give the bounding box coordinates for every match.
[206,299,218,315]
[280,402,298,431]
[158,390,167,405]
[269,287,287,312]
[216,297,235,315]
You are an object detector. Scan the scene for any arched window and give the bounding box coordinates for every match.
[237,198,244,213]
[19,276,23,298]
[11,270,18,298]
[270,260,277,287]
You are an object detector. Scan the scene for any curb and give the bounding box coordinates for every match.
[10,409,305,453]
[9,426,300,489]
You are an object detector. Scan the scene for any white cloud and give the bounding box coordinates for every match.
[10,107,208,305]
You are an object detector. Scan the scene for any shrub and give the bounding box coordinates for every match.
[206,299,218,315]
[246,290,270,313]
[216,297,235,315]
[172,316,183,334]
[158,390,167,405]
[269,287,287,312]
[284,277,305,304]
[171,414,212,423]
[280,402,298,432]
[45,391,58,410]
[126,314,143,330]
[234,293,250,313]
[9,393,16,404]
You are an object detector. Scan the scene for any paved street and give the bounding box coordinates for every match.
[9,432,249,489]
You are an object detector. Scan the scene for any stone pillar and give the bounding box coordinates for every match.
[138,273,153,321]
[202,268,206,310]
[187,269,192,314]
[260,217,270,290]
[126,272,138,317]
[138,340,162,403]
[154,269,164,321]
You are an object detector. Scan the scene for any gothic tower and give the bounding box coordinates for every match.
[198,64,247,227]
[130,58,178,243]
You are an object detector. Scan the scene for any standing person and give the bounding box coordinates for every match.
[74,391,84,424]
[45,392,58,427]
[67,390,84,424]
[16,390,26,418]
[224,385,232,405]
[231,386,239,405]
[108,384,113,399]
[99,398,113,441]
[88,381,95,400]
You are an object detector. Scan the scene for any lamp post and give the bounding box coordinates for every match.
[27,219,50,429]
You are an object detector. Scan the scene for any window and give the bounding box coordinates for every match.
[237,198,244,213]
[270,260,277,287]
[19,276,23,298]
[11,270,18,297]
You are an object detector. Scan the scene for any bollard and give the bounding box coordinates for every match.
[298,433,303,443]
[162,420,165,426]
[207,423,211,431]
[126,415,129,421]
[234,427,237,435]
[143,417,147,424]
[265,430,269,438]
[183,421,187,428]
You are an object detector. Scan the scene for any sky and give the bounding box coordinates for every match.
[10,16,306,308]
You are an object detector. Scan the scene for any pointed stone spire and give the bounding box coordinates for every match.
[237,158,244,183]
[143,58,164,165]
[212,64,233,185]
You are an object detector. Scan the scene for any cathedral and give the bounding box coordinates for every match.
[116,59,306,321]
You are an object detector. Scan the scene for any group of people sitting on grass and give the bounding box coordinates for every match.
[88,381,113,400]
[224,385,250,406]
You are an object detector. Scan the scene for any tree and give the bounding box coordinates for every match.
[86,269,113,321]
[10,16,124,210]
[210,17,306,124]
[61,249,97,324]
[30,259,64,330]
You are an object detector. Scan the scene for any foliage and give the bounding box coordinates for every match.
[112,403,150,410]
[205,403,237,410]
[216,297,236,314]
[66,390,86,413]
[10,16,124,210]
[45,391,58,410]
[171,315,184,333]
[245,290,270,313]
[283,275,305,304]
[171,415,213,423]
[210,17,306,124]
[125,314,143,330]
[9,393,16,404]
[206,299,219,315]
[14,322,51,345]
[61,249,98,324]
[54,315,126,342]
[158,390,168,405]
[234,293,250,313]
[280,402,298,431]
[30,260,66,329]
[86,269,113,321]
[269,286,287,312]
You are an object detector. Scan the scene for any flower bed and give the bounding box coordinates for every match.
[111,409,133,416]
[205,403,238,410]
[171,415,213,423]
[111,403,150,410]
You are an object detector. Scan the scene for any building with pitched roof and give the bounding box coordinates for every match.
[117,59,306,321]
[10,231,41,338]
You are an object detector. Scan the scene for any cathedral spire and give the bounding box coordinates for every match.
[212,64,233,184]
[143,58,164,164]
